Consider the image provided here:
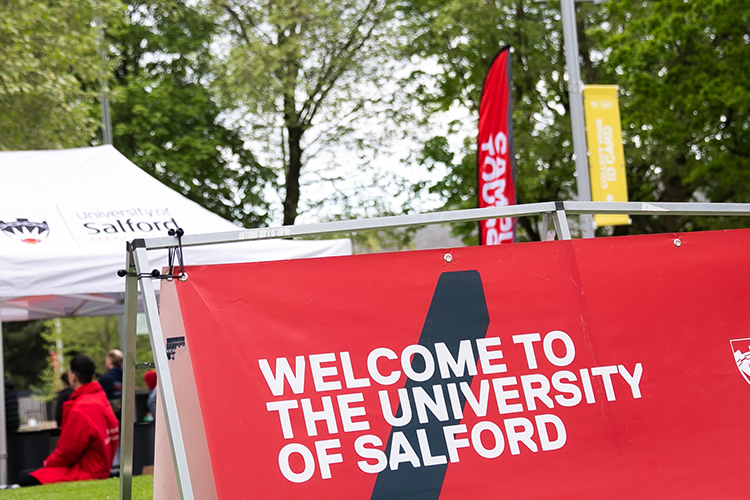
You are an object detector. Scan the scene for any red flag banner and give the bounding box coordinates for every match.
[478,46,516,245]
[158,229,750,499]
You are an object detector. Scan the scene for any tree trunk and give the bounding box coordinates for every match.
[276,23,303,227]
[576,6,597,84]
[283,125,304,226]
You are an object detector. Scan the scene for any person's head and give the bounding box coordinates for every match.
[60,370,71,389]
[69,355,96,388]
[144,370,157,391]
[105,349,123,369]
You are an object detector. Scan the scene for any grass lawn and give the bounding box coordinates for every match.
[0,475,152,499]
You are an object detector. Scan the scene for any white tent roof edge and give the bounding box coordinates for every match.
[0,145,352,321]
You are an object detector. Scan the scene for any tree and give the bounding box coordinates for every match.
[405,0,750,240]
[107,0,276,228]
[35,316,154,399]
[401,0,610,242]
[2,321,51,390]
[0,0,110,150]
[604,0,750,234]
[212,0,407,225]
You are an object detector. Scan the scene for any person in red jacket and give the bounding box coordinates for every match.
[17,355,120,487]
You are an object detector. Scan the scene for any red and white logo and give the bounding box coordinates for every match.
[0,218,50,244]
[730,338,750,385]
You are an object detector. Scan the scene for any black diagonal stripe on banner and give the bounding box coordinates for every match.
[370,270,490,500]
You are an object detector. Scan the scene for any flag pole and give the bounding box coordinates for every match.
[560,0,595,238]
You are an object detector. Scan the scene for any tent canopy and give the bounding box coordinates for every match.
[0,146,351,321]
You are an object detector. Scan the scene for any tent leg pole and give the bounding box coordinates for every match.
[553,204,573,240]
[0,304,7,486]
[133,242,194,500]
[542,212,553,241]
[119,268,138,500]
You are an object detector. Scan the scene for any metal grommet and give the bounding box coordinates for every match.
[673,238,681,247]
[179,272,189,282]
[444,253,453,263]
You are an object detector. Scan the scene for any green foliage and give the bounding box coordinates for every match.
[404,0,750,238]
[0,475,152,499]
[108,0,276,228]
[401,0,610,241]
[0,0,115,150]
[0,0,274,227]
[604,0,750,233]
[212,0,409,225]
[2,321,51,390]
[35,317,117,400]
[34,316,154,400]
[134,333,155,378]
[50,317,120,373]
[414,135,479,245]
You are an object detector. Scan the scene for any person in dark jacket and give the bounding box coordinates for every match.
[99,349,124,476]
[98,350,123,419]
[17,355,119,486]
[55,371,74,428]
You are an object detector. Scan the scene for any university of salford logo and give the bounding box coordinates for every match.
[0,218,50,244]
[731,338,750,385]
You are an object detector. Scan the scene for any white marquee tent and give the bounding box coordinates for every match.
[0,145,350,319]
[0,145,351,483]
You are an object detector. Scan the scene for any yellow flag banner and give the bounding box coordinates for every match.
[583,85,629,226]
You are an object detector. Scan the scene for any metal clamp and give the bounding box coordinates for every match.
[117,228,189,282]
[164,228,188,282]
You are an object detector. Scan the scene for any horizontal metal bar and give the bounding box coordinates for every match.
[0,300,119,317]
[138,201,750,250]
[142,202,558,250]
[0,303,61,316]
[0,297,32,303]
[73,303,118,316]
[62,294,121,305]
[564,201,750,216]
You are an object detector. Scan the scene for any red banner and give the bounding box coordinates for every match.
[166,229,750,499]
[478,46,516,245]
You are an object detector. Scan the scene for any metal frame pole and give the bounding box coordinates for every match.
[560,0,595,238]
[541,208,573,242]
[119,248,138,500]
[541,212,553,241]
[132,242,194,500]
[140,202,559,250]
[562,200,750,216]
[553,203,573,240]
[134,201,750,251]
[0,304,6,486]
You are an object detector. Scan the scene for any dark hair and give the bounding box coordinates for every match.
[60,370,70,388]
[70,355,96,384]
